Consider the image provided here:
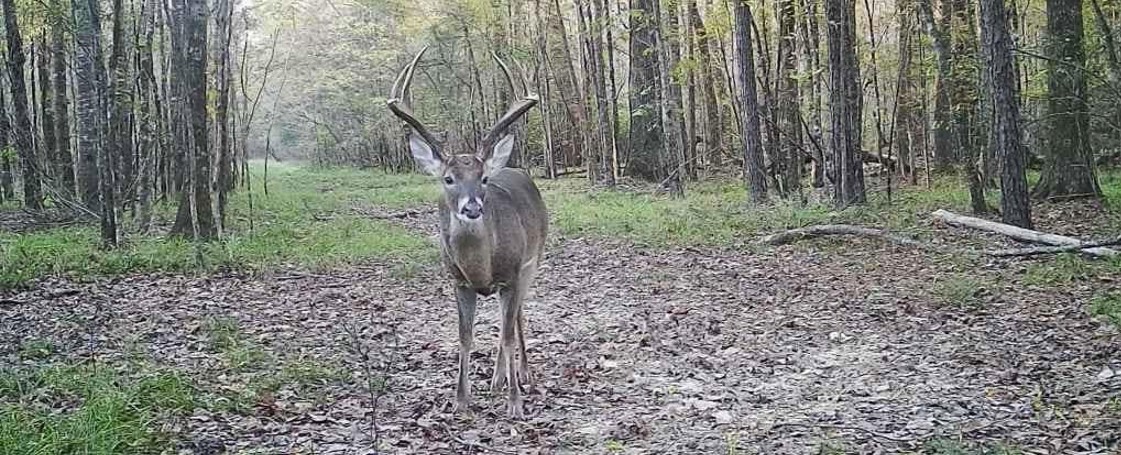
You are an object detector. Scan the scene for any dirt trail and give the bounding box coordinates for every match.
[2,212,1119,454]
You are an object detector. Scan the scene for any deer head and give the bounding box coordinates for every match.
[387,46,538,222]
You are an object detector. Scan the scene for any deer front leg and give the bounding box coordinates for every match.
[498,285,524,418]
[455,286,477,413]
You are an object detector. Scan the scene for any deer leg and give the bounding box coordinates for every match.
[490,315,509,392]
[514,261,538,387]
[498,285,524,418]
[454,286,477,413]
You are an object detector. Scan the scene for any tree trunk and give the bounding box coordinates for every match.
[775,0,801,197]
[169,0,215,239]
[73,0,118,245]
[0,74,12,202]
[917,0,955,171]
[979,0,1032,227]
[687,0,723,173]
[826,0,865,207]
[628,0,666,181]
[109,0,134,201]
[1089,0,1121,130]
[1033,0,1101,199]
[2,0,42,210]
[137,0,158,232]
[50,12,74,197]
[733,0,768,203]
[37,40,58,192]
[658,0,686,195]
[215,0,234,229]
[895,0,919,184]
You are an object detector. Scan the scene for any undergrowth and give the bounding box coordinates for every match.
[0,362,196,454]
[0,162,436,289]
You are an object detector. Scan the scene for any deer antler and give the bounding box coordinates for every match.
[387,46,442,149]
[481,52,539,152]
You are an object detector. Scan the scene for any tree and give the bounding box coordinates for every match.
[50,1,74,197]
[980,0,1032,227]
[2,0,42,209]
[775,0,802,197]
[628,0,665,181]
[72,0,117,245]
[1033,0,1101,199]
[168,0,216,239]
[917,0,954,171]
[826,0,865,206]
[732,0,767,203]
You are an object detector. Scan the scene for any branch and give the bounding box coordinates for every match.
[757,224,941,251]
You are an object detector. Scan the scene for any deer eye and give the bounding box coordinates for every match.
[481,176,489,185]
[443,176,454,185]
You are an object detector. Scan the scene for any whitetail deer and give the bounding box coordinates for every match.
[387,47,547,418]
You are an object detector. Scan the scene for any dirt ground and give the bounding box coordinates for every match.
[2,210,1119,454]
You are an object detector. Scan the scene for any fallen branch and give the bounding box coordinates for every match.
[932,209,1119,257]
[758,224,938,251]
[986,236,1121,257]
[369,208,437,220]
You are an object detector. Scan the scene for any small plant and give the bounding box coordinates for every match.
[203,317,270,371]
[932,276,985,309]
[18,339,55,361]
[1089,292,1121,331]
[604,439,625,453]
[1022,254,1092,286]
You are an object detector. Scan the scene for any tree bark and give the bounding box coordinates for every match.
[917,0,955,171]
[2,0,42,210]
[48,8,74,198]
[0,72,12,202]
[979,0,1032,228]
[628,0,666,181]
[826,0,865,207]
[108,0,134,200]
[1033,0,1101,199]
[658,0,686,195]
[933,210,1114,255]
[169,0,215,239]
[775,0,801,197]
[733,0,768,203]
[37,40,57,190]
[72,0,118,245]
[687,0,723,172]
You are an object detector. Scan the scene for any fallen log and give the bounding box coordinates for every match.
[758,224,938,251]
[931,209,1119,257]
[985,236,1121,257]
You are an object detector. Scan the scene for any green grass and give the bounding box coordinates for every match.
[932,275,987,309]
[0,162,436,289]
[1089,292,1121,331]
[202,317,271,371]
[0,362,195,454]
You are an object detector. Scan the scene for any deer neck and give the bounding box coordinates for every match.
[446,216,495,286]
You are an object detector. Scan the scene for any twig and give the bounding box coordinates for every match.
[757,224,945,252]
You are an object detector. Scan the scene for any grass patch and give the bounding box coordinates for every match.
[919,438,1021,455]
[206,357,348,414]
[1089,292,1121,330]
[0,362,195,454]
[1022,254,1095,286]
[1,162,435,289]
[202,317,271,371]
[17,340,55,361]
[932,275,987,309]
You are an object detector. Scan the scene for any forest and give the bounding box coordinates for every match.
[0,0,1119,452]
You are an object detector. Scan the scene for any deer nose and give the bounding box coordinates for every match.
[461,200,483,219]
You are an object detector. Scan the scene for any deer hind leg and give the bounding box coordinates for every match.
[514,261,538,387]
[455,286,477,413]
[490,313,509,392]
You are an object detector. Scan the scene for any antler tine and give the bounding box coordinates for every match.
[483,53,540,149]
[387,46,441,148]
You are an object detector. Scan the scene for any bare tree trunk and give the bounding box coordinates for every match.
[658,0,686,195]
[73,0,118,245]
[215,0,234,230]
[169,0,215,239]
[687,0,723,173]
[0,74,12,202]
[826,0,865,207]
[917,0,955,171]
[1033,0,1101,199]
[137,0,158,232]
[51,9,74,197]
[2,0,43,210]
[775,0,801,197]
[979,0,1032,227]
[1089,0,1121,129]
[109,0,134,202]
[733,0,768,203]
[37,40,58,191]
[628,0,666,181]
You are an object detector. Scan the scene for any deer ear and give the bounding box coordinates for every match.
[485,134,515,173]
[409,133,442,175]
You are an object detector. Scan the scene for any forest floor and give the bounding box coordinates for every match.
[2,164,1120,454]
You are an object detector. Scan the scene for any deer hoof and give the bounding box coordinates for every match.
[506,400,524,419]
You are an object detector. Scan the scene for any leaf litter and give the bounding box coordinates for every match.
[1,210,1119,454]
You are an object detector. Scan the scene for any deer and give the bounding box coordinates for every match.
[386,47,547,419]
